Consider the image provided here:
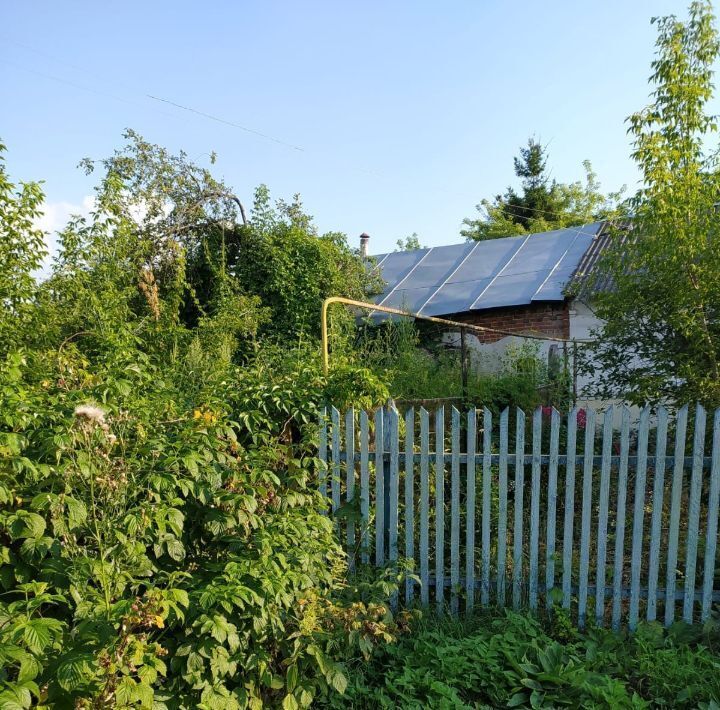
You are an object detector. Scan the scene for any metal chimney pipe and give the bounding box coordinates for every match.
[359,232,370,259]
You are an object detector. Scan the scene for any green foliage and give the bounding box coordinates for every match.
[395,233,424,251]
[0,144,46,355]
[224,186,381,341]
[319,609,720,708]
[461,138,623,241]
[358,319,570,411]
[0,135,395,708]
[582,1,720,407]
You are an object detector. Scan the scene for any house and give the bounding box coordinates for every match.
[366,222,613,409]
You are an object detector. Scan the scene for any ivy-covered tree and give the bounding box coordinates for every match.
[200,185,381,342]
[581,0,720,406]
[461,138,622,240]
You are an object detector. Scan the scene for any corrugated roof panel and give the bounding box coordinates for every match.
[475,271,547,309]
[531,223,602,300]
[371,223,603,317]
[421,278,494,316]
[400,242,474,290]
[469,230,568,309]
[381,286,438,314]
[372,248,430,301]
[420,237,525,315]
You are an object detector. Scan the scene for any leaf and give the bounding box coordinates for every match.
[166,538,185,561]
[286,664,298,692]
[23,620,51,654]
[115,677,136,707]
[507,692,529,707]
[282,695,299,710]
[169,588,190,608]
[65,497,87,529]
[330,670,348,695]
[133,681,154,708]
[57,653,95,691]
[11,512,45,540]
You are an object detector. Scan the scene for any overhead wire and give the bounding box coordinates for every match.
[3,36,623,256]
[1,38,306,153]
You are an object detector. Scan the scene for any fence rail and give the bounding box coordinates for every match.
[318,403,720,630]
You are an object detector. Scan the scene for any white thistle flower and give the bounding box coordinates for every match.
[74,404,107,425]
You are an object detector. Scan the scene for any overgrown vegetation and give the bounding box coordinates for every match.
[3,2,720,708]
[0,135,397,708]
[583,0,720,407]
[320,608,720,708]
[358,318,571,412]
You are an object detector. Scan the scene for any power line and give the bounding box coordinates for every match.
[146,94,303,152]
[1,40,306,153]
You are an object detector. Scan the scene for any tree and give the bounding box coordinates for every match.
[0,142,46,353]
[395,233,424,251]
[581,0,720,406]
[37,132,376,356]
[208,186,382,341]
[461,138,622,241]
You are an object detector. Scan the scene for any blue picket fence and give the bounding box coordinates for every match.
[318,404,720,629]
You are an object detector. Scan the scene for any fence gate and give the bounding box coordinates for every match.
[318,403,720,629]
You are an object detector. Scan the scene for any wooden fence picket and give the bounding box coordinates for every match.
[419,408,430,606]
[683,404,706,623]
[562,407,578,611]
[450,407,461,614]
[496,408,509,606]
[374,408,385,566]
[647,407,668,622]
[595,406,613,626]
[611,407,630,630]
[319,402,720,631]
[529,407,542,610]
[435,406,445,613]
[702,408,720,621]
[405,408,415,605]
[545,408,560,609]
[345,408,355,569]
[578,408,596,628]
[665,405,688,626]
[466,408,477,611]
[513,408,525,610]
[481,407,492,606]
[359,411,369,564]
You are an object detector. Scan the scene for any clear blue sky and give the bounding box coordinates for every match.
[2,0,714,255]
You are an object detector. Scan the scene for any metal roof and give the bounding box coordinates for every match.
[567,221,634,297]
[370,222,604,318]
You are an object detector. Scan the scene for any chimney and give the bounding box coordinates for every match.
[359,232,370,259]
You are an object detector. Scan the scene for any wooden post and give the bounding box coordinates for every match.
[460,327,469,405]
[382,401,398,559]
[572,339,578,407]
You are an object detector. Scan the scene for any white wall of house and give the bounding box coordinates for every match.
[439,300,630,416]
[441,331,556,375]
[569,300,640,420]
[568,299,603,408]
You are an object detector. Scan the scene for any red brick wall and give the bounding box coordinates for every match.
[441,302,570,344]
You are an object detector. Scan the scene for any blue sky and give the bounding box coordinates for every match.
[2,1,714,255]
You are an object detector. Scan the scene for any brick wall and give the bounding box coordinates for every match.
[441,301,570,343]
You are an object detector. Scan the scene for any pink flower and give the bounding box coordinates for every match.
[577,408,587,429]
[541,406,553,418]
